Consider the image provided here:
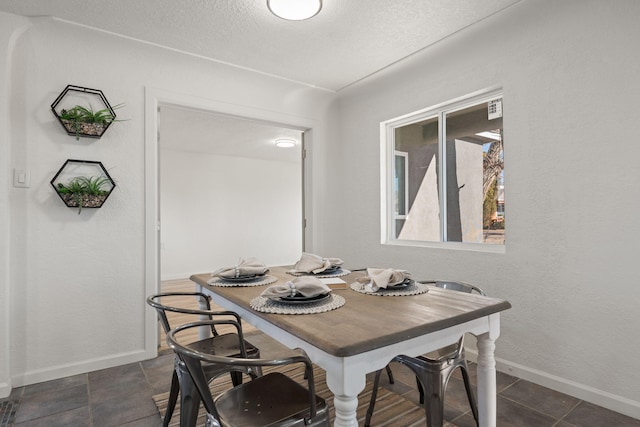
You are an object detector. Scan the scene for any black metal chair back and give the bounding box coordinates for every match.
[365,280,484,427]
[167,320,330,427]
[146,292,260,427]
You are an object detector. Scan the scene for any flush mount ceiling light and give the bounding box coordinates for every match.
[275,138,296,148]
[267,0,322,21]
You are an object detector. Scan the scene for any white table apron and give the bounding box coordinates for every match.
[196,283,502,427]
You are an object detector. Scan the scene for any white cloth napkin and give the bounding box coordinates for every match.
[291,252,343,274]
[211,258,268,278]
[356,268,412,292]
[260,276,332,298]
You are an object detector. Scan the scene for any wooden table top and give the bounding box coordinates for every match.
[191,266,511,358]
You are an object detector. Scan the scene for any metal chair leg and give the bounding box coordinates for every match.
[416,375,425,404]
[364,369,384,427]
[385,364,395,384]
[417,370,445,427]
[460,364,479,426]
[230,371,243,386]
[176,359,202,427]
[164,367,180,427]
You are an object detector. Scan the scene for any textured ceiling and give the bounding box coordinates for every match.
[159,106,302,163]
[0,0,520,159]
[0,0,521,92]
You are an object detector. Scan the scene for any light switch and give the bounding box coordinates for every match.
[13,169,30,188]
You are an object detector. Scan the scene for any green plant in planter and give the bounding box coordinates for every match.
[56,176,112,214]
[59,103,124,140]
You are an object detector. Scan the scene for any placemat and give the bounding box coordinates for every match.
[250,294,345,314]
[207,275,277,287]
[286,269,351,278]
[349,281,430,296]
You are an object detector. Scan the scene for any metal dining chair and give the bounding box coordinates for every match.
[365,281,484,427]
[167,320,331,427]
[147,292,261,427]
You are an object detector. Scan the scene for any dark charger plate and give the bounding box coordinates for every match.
[273,293,332,304]
[385,278,415,290]
[309,265,342,275]
[222,274,265,282]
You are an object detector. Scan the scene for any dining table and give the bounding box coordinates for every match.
[190,266,511,427]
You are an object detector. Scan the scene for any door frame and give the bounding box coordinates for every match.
[143,86,314,357]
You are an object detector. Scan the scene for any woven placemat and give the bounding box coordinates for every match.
[349,281,430,296]
[207,275,277,287]
[286,269,351,278]
[250,294,345,314]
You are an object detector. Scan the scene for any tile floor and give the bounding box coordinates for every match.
[2,330,639,427]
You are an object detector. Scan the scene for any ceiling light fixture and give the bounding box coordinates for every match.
[275,138,296,148]
[267,0,322,21]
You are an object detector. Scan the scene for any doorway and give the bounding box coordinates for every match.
[144,87,314,356]
[158,105,304,280]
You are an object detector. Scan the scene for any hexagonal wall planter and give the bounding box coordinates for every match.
[51,85,118,140]
[50,159,116,214]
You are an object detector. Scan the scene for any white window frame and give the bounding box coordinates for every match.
[394,150,409,219]
[380,87,505,253]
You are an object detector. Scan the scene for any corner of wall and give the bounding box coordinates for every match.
[0,381,11,399]
[0,11,36,400]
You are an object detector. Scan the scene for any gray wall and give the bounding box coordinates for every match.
[317,0,640,417]
[160,148,302,279]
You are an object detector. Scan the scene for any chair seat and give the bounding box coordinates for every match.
[215,372,329,427]
[422,342,459,363]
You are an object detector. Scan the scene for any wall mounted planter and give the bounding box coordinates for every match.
[51,85,118,140]
[50,159,116,214]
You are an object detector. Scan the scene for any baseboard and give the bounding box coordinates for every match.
[467,351,640,420]
[11,349,149,388]
[160,273,191,282]
[0,380,11,399]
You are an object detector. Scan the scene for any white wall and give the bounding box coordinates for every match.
[0,10,31,400]
[160,148,302,280]
[0,14,332,393]
[3,1,640,420]
[320,0,640,418]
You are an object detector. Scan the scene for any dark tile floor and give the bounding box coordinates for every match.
[2,330,639,427]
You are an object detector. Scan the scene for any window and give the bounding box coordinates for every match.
[382,90,505,247]
[394,151,408,219]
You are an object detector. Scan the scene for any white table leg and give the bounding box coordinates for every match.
[195,284,210,340]
[324,368,366,427]
[333,394,359,427]
[476,332,497,427]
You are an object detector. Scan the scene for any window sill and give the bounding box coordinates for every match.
[382,239,505,254]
